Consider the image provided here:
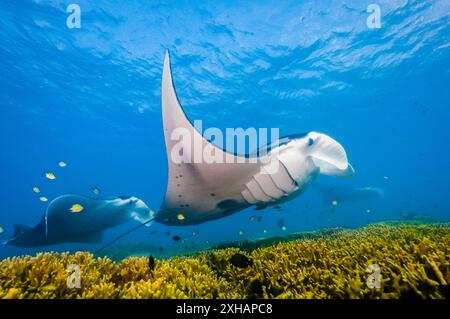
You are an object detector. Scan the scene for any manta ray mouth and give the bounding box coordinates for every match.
[129,198,152,225]
[134,198,147,209]
[307,132,354,177]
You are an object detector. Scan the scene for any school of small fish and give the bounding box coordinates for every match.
[33,161,68,203]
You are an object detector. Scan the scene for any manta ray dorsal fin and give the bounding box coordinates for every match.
[159,51,260,222]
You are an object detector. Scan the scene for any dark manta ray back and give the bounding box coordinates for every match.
[5,194,150,247]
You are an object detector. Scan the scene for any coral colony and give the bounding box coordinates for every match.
[1,223,448,299]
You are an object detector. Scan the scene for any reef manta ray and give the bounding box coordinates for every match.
[154,52,355,226]
[4,195,150,247]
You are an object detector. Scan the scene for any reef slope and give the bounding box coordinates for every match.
[1,223,449,299]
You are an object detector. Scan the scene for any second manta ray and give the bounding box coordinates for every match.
[155,52,355,225]
[5,195,150,247]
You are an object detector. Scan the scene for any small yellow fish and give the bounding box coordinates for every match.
[58,161,67,167]
[331,200,338,206]
[149,210,155,217]
[239,229,245,236]
[39,197,48,202]
[70,204,84,213]
[33,186,40,193]
[45,173,56,180]
[177,213,185,220]
[91,187,100,195]
[0,226,4,234]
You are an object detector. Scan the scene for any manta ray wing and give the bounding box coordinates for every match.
[157,52,261,225]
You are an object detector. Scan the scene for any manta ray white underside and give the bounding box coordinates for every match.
[156,52,261,225]
[155,52,354,226]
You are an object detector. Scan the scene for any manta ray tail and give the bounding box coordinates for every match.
[94,218,155,254]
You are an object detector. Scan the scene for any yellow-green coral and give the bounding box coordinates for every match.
[1,223,449,299]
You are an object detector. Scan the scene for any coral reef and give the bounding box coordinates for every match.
[1,223,449,299]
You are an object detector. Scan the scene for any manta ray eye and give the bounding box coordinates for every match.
[308,138,314,146]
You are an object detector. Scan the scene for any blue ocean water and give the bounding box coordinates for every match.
[0,0,449,259]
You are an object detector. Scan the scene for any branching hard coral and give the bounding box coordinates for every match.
[0,223,449,299]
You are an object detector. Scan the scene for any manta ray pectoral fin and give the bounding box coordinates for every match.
[159,51,261,223]
[72,231,104,244]
[308,132,355,178]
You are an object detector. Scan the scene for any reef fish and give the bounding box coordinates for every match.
[58,161,67,167]
[155,52,354,226]
[70,204,84,213]
[45,173,56,180]
[4,194,150,247]
[229,253,253,268]
[148,255,155,271]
